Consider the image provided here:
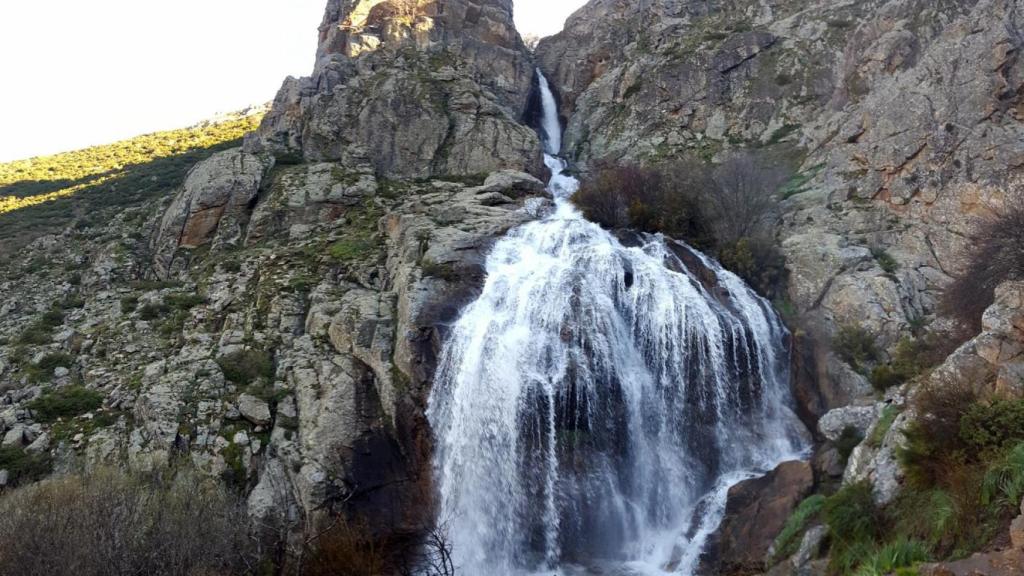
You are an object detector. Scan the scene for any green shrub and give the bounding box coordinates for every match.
[27,386,104,422]
[17,309,65,345]
[889,489,956,546]
[872,248,899,274]
[834,324,880,372]
[825,481,882,546]
[165,293,205,310]
[40,309,64,328]
[120,295,139,313]
[60,295,85,310]
[960,399,1024,455]
[0,447,51,487]
[870,365,903,391]
[137,302,170,321]
[216,350,274,385]
[870,337,943,391]
[899,377,977,488]
[17,326,50,346]
[328,237,375,262]
[981,443,1024,509]
[773,494,826,560]
[867,405,899,448]
[853,539,928,576]
[157,310,190,338]
[26,353,74,383]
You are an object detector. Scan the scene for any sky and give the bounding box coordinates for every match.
[0,0,587,162]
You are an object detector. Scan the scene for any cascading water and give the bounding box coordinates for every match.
[427,70,810,575]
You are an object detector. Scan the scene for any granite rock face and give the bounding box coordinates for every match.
[537,0,1024,353]
[246,0,543,178]
[152,149,273,276]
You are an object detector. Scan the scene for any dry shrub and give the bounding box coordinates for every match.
[941,197,1024,335]
[572,159,712,247]
[900,375,979,488]
[708,152,790,246]
[303,516,455,576]
[304,519,393,576]
[572,151,792,297]
[0,467,255,576]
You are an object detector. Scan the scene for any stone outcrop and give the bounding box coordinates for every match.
[705,460,815,575]
[152,149,273,276]
[246,0,543,178]
[926,281,1024,398]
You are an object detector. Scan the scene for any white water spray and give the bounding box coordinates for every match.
[427,70,809,575]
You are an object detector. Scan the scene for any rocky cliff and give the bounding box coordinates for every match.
[0,0,550,540]
[248,0,543,178]
[537,0,1024,411]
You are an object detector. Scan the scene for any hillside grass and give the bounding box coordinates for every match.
[0,112,264,250]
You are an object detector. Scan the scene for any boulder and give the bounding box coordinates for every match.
[818,404,881,442]
[706,460,815,575]
[152,148,271,276]
[237,394,272,426]
[2,424,30,448]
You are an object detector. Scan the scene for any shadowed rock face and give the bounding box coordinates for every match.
[246,0,543,178]
[702,460,814,575]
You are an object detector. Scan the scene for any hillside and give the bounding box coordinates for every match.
[0,110,264,251]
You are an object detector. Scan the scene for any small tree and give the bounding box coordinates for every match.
[941,196,1024,335]
[709,151,791,245]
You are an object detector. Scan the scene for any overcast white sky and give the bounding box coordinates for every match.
[0,1,586,162]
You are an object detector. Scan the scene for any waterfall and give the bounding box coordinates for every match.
[427,70,809,575]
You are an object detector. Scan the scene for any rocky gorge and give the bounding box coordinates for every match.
[0,0,1023,575]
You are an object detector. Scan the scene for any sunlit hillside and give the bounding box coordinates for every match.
[0,110,264,249]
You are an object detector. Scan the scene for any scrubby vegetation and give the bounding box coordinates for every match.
[835,425,865,464]
[0,468,254,576]
[941,197,1024,335]
[0,113,263,250]
[0,465,458,576]
[772,494,826,560]
[0,447,52,488]
[868,335,951,391]
[572,151,792,298]
[18,308,64,345]
[217,349,275,385]
[832,324,880,373]
[792,376,1024,575]
[25,352,74,383]
[327,200,384,264]
[27,386,104,422]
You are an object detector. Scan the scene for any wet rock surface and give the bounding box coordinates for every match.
[705,460,815,575]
